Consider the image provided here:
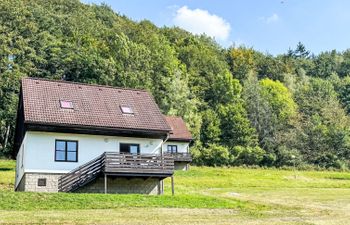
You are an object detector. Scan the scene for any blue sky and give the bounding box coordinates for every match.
[81,0,350,55]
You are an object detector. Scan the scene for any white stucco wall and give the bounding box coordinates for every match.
[15,134,27,188]
[15,131,193,189]
[18,131,163,177]
[162,141,189,153]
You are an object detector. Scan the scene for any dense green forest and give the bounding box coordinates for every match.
[1,0,350,169]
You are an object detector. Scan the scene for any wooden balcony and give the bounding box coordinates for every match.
[104,152,174,177]
[59,152,174,193]
[169,153,192,162]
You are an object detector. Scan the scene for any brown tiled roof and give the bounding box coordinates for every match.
[21,78,171,132]
[164,116,192,141]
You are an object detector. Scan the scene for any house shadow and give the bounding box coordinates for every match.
[0,168,13,171]
[327,176,350,180]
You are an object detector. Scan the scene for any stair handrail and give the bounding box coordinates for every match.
[58,153,105,192]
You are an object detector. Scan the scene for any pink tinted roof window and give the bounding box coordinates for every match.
[120,105,133,114]
[60,100,74,109]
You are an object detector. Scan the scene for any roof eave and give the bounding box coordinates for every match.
[24,121,171,138]
[167,137,193,142]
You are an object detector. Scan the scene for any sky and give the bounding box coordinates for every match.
[81,0,350,55]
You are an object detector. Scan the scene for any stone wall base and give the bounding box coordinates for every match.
[75,176,161,195]
[174,162,189,171]
[16,173,63,192]
[16,173,165,195]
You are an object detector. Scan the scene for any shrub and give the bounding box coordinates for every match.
[231,146,265,166]
[200,144,230,166]
[275,146,303,167]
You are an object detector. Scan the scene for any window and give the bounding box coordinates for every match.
[167,145,178,154]
[55,140,78,162]
[120,143,140,154]
[37,178,46,187]
[60,100,74,109]
[120,105,133,114]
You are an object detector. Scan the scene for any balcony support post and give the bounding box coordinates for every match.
[104,173,107,194]
[171,175,174,196]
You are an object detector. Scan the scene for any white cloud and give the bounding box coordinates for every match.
[260,13,280,24]
[172,6,231,42]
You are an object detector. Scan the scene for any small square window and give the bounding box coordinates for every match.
[55,140,78,162]
[120,105,133,114]
[60,100,74,109]
[38,178,47,187]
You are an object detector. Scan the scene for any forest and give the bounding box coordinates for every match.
[1,0,350,169]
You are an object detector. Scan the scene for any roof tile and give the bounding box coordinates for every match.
[22,78,171,132]
[164,116,192,141]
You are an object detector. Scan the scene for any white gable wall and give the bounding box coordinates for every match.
[16,131,164,188]
[162,141,190,153]
[15,134,27,188]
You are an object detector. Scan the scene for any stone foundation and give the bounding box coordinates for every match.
[16,173,63,192]
[16,173,164,195]
[75,176,161,195]
[174,162,189,171]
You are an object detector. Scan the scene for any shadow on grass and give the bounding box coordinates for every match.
[0,168,13,171]
[327,176,350,180]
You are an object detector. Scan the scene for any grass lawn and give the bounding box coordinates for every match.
[0,160,350,224]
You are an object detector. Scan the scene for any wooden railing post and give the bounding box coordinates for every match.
[171,175,174,196]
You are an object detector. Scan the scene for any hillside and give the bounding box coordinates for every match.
[1,0,350,169]
[1,160,350,224]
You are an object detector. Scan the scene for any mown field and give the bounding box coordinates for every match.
[0,160,350,224]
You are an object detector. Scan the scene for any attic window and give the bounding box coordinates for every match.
[60,100,74,109]
[120,105,133,114]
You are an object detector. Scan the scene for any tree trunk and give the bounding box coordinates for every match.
[3,125,10,150]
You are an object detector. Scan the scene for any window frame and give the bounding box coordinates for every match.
[120,105,134,115]
[55,140,78,162]
[120,143,140,154]
[167,145,178,154]
[37,178,47,187]
[60,100,74,109]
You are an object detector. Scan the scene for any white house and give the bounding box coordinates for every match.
[14,78,192,194]
[163,116,192,170]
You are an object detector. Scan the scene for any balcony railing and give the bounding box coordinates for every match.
[166,152,192,162]
[104,152,174,175]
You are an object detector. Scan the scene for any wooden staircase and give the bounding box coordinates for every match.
[58,152,174,192]
[58,153,105,192]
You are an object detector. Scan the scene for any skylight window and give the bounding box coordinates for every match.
[120,105,133,114]
[60,100,74,109]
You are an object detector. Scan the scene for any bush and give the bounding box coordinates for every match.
[200,144,230,166]
[261,152,277,166]
[314,153,340,168]
[190,143,203,165]
[275,146,303,167]
[334,160,350,171]
[231,146,265,166]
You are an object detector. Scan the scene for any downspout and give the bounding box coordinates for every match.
[161,133,170,156]
[160,133,170,195]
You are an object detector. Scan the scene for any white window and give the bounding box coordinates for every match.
[120,105,133,114]
[60,100,74,109]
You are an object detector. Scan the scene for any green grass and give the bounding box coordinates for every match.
[1,160,350,224]
[0,160,15,191]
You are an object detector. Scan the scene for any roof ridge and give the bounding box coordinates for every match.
[164,115,183,119]
[22,77,149,92]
